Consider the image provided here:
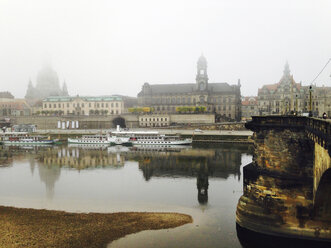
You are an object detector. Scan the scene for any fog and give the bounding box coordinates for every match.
[0,0,330,98]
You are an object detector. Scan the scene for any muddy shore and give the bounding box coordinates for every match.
[0,206,192,248]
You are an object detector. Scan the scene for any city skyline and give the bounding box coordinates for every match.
[0,0,330,98]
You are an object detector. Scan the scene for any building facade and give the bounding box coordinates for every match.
[258,62,331,117]
[241,96,259,120]
[41,96,124,116]
[309,85,331,117]
[0,98,31,117]
[137,55,242,121]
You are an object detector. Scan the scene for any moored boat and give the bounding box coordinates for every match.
[112,130,192,145]
[67,134,132,146]
[0,132,56,145]
[68,135,110,145]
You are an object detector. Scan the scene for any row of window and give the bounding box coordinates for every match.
[140,123,168,127]
[44,102,121,108]
[148,97,235,105]
[149,105,234,111]
[64,110,120,115]
[140,117,168,122]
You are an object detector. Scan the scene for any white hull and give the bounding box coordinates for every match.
[132,139,192,145]
[67,136,132,146]
[67,138,109,145]
[1,140,54,145]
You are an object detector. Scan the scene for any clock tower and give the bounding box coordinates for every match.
[196,55,208,91]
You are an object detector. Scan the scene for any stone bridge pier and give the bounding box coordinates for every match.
[245,116,330,193]
[237,116,331,243]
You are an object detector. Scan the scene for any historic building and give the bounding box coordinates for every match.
[0,91,31,117]
[241,96,258,120]
[41,95,124,116]
[137,55,242,121]
[258,62,331,117]
[0,91,14,99]
[258,62,304,115]
[308,85,331,117]
[25,65,69,101]
[0,98,31,117]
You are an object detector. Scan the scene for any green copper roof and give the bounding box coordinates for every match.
[43,95,122,102]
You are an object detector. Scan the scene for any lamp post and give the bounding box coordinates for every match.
[309,85,313,117]
[295,94,298,115]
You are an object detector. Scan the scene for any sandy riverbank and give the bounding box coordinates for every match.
[0,206,192,248]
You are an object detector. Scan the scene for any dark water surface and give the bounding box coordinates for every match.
[0,144,253,247]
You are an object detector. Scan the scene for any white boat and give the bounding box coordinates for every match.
[0,132,56,145]
[68,135,110,145]
[112,130,192,146]
[67,134,132,146]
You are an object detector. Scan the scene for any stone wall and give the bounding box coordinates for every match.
[252,129,314,177]
[314,142,331,196]
[170,114,215,124]
[11,115,139,129]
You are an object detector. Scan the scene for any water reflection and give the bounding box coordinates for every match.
[0,143,253,248]
[39,145,125,169]
[236,163,331,247]
[0,144,250,205]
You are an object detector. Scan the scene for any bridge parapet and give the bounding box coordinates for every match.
[246,116,330,156]
[306,118,331,154]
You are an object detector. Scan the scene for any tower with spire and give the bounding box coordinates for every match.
[25,79,36,99]
[62,81,69,96]
[196,54,209,91]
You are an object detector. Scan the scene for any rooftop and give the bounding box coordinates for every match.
[43,95,123,102]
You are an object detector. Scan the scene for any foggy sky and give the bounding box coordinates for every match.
[0,0,330,98]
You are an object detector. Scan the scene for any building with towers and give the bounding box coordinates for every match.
[25,64,69,102]
[137,55,242,121]
[257,62,331,117]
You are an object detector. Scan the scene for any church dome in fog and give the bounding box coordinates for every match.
[25,65,69,100]
[35,66,61,95]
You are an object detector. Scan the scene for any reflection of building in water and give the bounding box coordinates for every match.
[134,148,242,180]
[37,162,61,199]
[236,164,331,245]
[38,146,125,170]
[197,163,209,205]
[129,145,246,205]
[0,147,13,167]
[0,146,61,199]
[0,145,50,168]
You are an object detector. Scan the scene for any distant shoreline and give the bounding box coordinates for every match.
[0,205,192,248]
